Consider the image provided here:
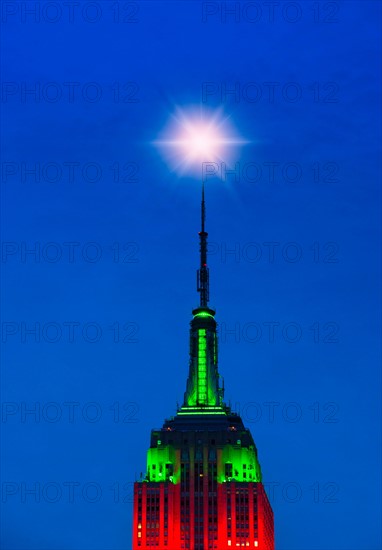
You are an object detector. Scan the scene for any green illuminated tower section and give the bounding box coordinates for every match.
[182,306,222,409]
[132,186,274,550]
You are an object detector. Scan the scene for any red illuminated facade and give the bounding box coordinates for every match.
[132,188,274,549]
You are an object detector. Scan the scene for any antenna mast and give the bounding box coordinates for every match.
[197,183,209,307]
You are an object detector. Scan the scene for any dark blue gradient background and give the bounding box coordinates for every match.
[1,1,381,549]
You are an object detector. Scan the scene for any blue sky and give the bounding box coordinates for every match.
[1,1,381,549]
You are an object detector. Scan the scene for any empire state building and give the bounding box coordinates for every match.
[132,186,274,549]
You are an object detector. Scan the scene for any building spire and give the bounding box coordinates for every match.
[201,181,206,232]
[197,183,209,307]
[182,184,223,410]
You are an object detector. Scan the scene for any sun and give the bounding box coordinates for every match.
[154,107,247,177]
[176,122,228,160]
